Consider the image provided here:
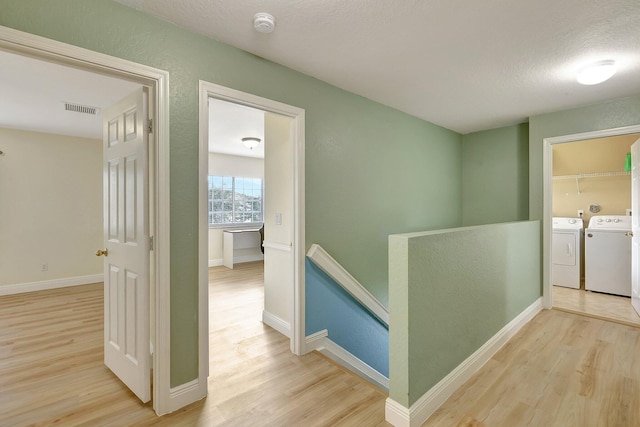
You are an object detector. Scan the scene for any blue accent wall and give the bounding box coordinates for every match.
[305,258,389,377]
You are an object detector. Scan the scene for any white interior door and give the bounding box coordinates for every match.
[632,139,640,316]
[101,87,151,402]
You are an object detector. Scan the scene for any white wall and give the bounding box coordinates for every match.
[263,113,293,327]
[208,152,264,265]
[0,127,102,289]
[208,151,264,177]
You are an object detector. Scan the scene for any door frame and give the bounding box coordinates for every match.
[198,82,306,380]
[0,26,173,415]
[542,124,640,309]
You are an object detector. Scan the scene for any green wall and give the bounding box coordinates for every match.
[389,220,540,407]
[462,123,529,226]
[309,110,462,307]
[529,96,640,222]
[0,0,462,386]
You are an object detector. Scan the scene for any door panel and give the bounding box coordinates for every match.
[552,232,576,266]
[632,139,640,315]
[102,87,150,403]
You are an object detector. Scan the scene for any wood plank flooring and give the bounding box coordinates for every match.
[0,261,389,426]
[553,285,640,327]
[423,309,640,427]
[4,263,640,426]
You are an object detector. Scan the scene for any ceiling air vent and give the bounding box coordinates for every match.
[64,102,99,115]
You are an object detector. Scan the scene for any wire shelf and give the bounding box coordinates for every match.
[552,171,630,194]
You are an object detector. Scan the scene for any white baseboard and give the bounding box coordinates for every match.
[385,297,543,427]
[304,329,328,353]
[0,273,104,296]
[305,330,389,391]
[209,254,264,268]
[386,399,411,427]
[235,254,264,264]
[168,378,207,413]
[262,310,291,337]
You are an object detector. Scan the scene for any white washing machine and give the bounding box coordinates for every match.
[552,217,583,289]
[585,215,632,297]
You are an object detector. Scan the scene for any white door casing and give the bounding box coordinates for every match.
[103,88,151,402]
[0,25,180,415]
[198,82,306,402]
[542,125,640,309]
[631,139,640,316]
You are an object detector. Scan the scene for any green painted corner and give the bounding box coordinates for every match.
[462,123,529,226]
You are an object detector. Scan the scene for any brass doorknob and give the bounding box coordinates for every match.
[96,249,109,257]
[626,232,634,237]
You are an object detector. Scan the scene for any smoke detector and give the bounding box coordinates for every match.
[253,13,275,33]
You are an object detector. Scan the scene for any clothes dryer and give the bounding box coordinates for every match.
[585,215,632,297]
[552,217,583,289]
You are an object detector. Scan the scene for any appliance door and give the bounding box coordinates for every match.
[552,231,580,288]
[585,229,631,296]
[552,231,576,266]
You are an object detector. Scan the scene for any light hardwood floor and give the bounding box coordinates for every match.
[0,261,388,426]
[424,309,640,427]
[553,285,640,327]
[4,264,640,426]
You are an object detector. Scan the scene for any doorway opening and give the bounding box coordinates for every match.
[543,124,640,325]
[0,26,171,415]
[549,133,640,324]
[206,98,268,373]
[198,82,306,392]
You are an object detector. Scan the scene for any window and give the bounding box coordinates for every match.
[208,176,263,226]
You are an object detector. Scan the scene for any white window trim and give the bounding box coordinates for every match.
[208,175,264,227]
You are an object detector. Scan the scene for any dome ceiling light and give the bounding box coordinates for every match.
[241,137,261,149]
[577,60,617,85]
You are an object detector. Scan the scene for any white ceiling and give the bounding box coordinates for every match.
[116,0,640,134]
[0,49,263,157]
[0,50,140,140]
[209,98,265,158]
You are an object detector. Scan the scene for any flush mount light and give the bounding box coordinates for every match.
[241,137,261,149]
[577,60,616,85]
[253,13,275,33]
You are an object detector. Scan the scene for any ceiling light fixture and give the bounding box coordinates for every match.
[241,137,261,149]
[253,13,275,33]
[577,60,616,85]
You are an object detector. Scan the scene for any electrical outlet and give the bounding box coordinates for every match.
[577,210,584,218]
[275,212,282,225]
[41,263,48,272]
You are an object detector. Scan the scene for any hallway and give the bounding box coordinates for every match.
[0,262,388,426]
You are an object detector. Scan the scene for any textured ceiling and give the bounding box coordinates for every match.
[116,0,640,134]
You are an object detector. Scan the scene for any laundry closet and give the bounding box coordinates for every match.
[551,133,639,296]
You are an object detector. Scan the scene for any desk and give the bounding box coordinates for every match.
[223,228,262,269]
